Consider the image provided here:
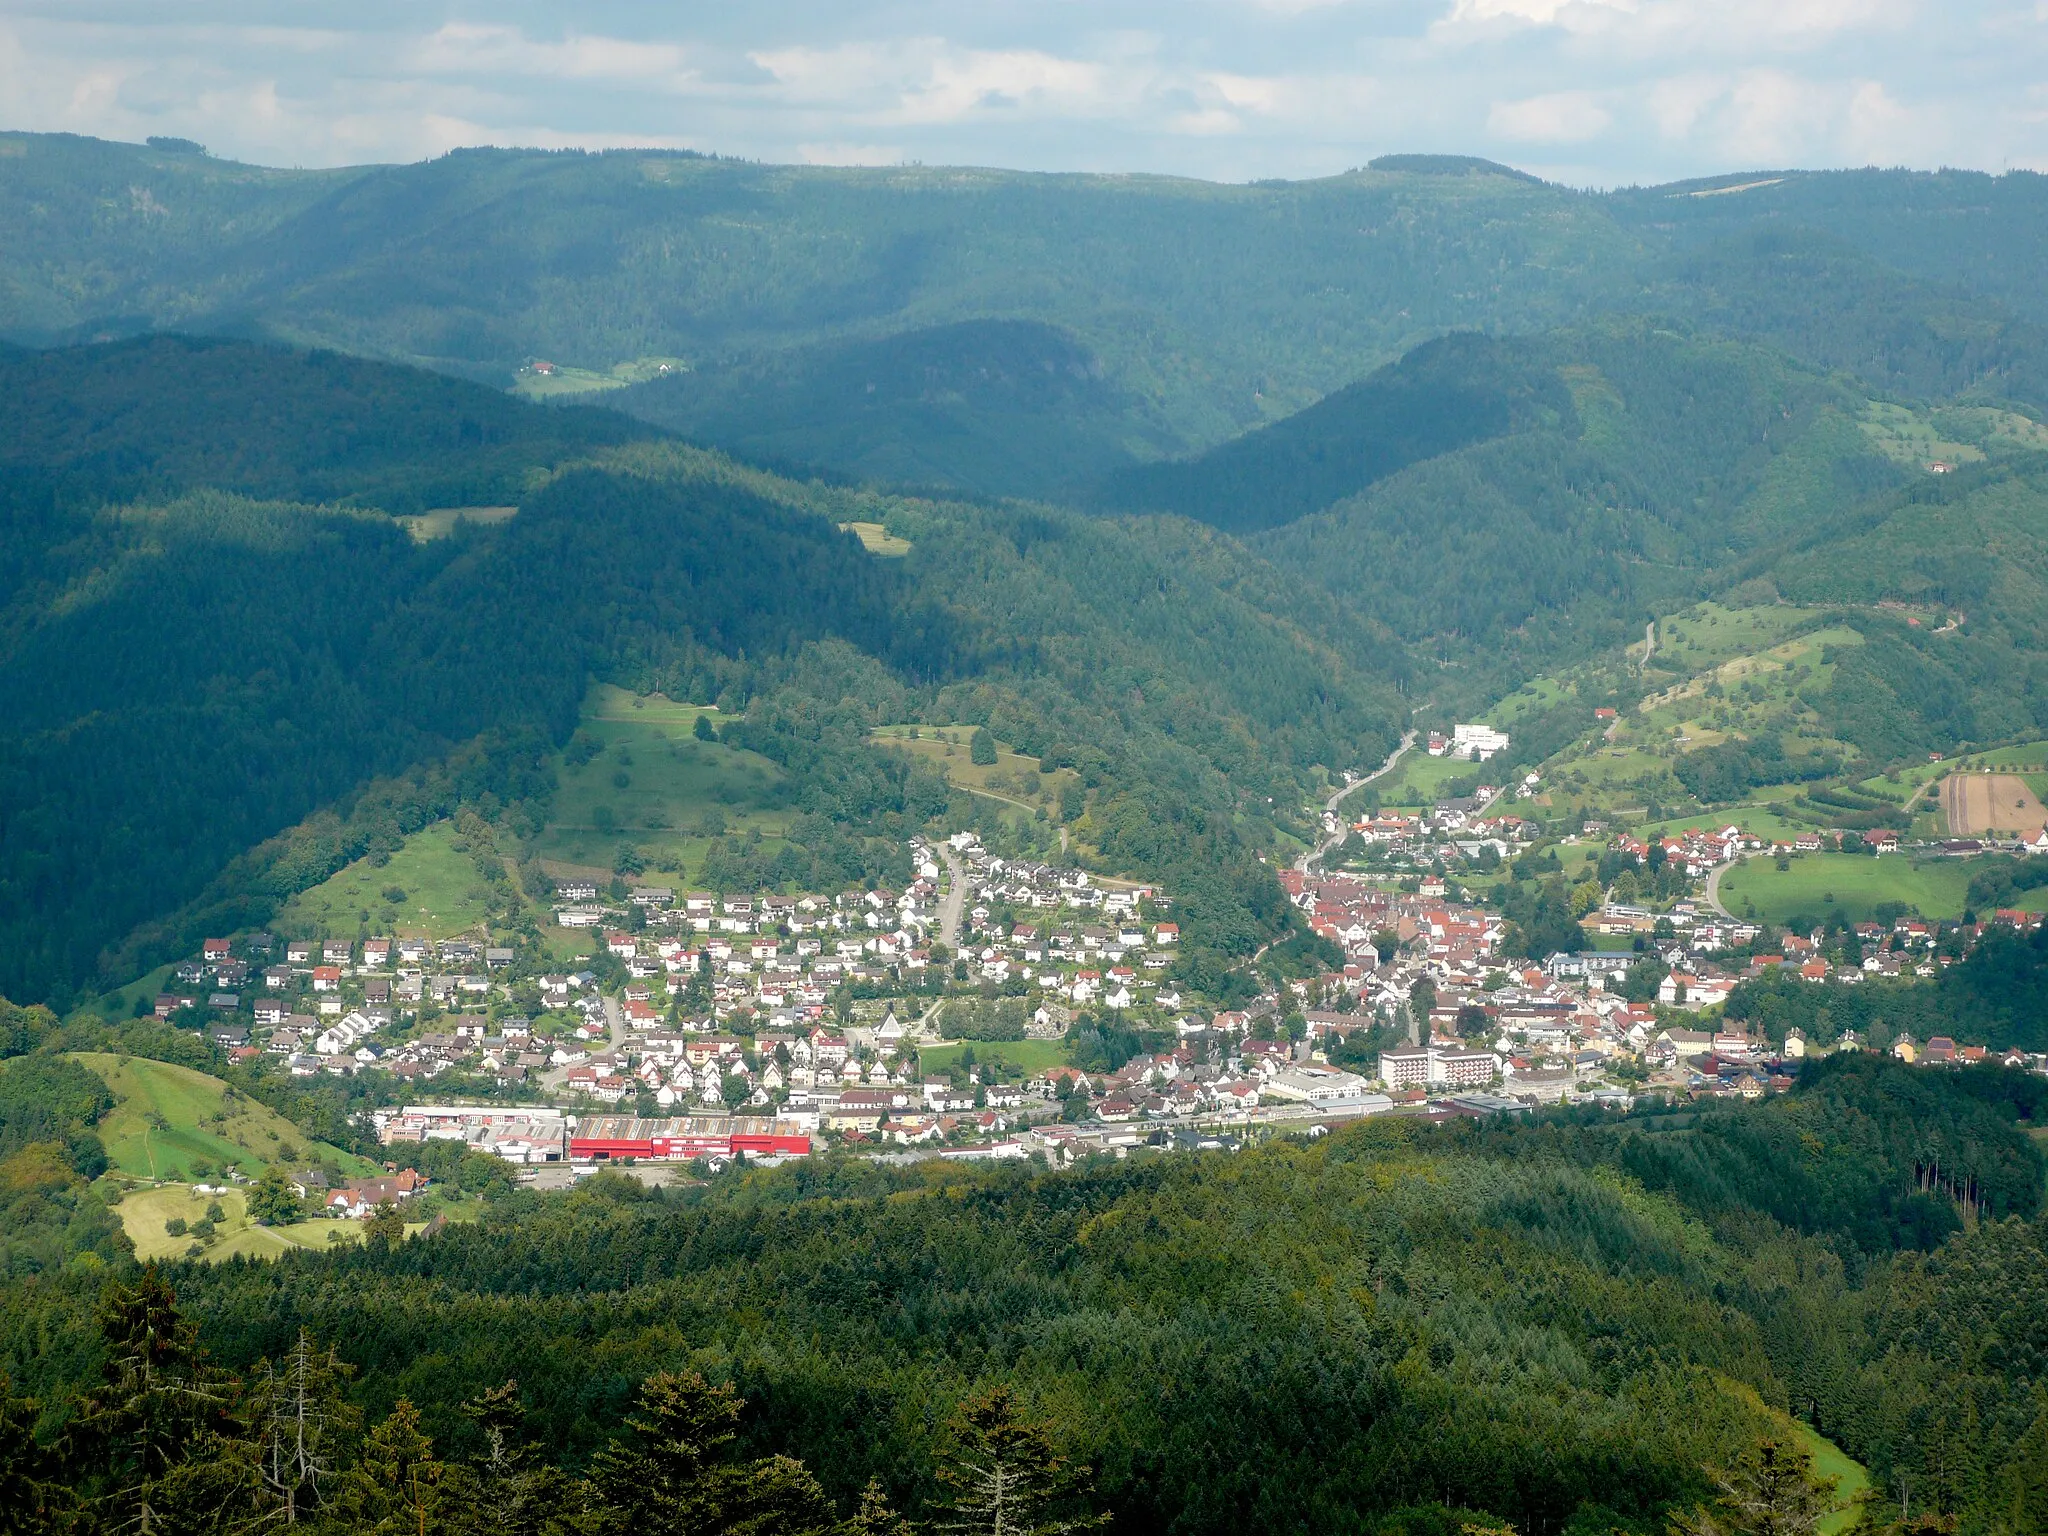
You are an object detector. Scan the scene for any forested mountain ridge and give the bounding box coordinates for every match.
[15,135,2048,473]
[0,335,1402,1004]
[0,333,653,510]
[0,132,1633,448]
[1091,331,1574,533]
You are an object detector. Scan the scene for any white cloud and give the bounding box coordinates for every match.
[406,25,695,86]
[1488,90,1612,140]
[796,140,907,165]
[0,2,2034,186]
[1450,0,1636,25]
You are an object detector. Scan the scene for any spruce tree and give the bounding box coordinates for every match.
[0,1377,57,1536]
[581,1372,834,1536]
[930,1387,1108,1536]
[442,1382,568,1536]
[346,1399,443,1536]
[844,1479,915,1536]
[251,1329,357,1525]
[1671,1439,1837,1536]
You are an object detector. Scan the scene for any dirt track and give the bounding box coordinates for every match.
[1941,773,2048,837]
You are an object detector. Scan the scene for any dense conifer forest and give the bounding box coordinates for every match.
[0,1058,2044,1536]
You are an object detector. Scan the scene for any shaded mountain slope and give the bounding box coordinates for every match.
[0,333,651,510]
[1092,333,1572,534]
[611,319,1177,499]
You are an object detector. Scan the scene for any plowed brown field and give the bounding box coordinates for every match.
[1941,773,2048,837]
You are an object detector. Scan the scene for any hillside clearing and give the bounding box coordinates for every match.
[840,520,912,556]
[280,818,496,940]
[538,684,792,875]
[397,505,517,541]
[73,1052,374,1184]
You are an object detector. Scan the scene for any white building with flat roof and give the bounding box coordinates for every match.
[1452,724,1511,761]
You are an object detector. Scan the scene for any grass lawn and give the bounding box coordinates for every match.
[75,1053,375,1184]
[1375,750,1496,808]
[1718,853,1972,924]
[281,819,496,940]
[112,1182,466,1264]
[920,1039,1069,1076]
[1647,602,1824,679]
[1791,1419,1871,1536]
[538,685,793,874]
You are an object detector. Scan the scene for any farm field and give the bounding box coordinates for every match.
[74,1053,375,1184]
[537,684,793,874]
[1857,740,2048,800]
[280,819,495,939]
[919,1038,1069,1077]
[1941,772,2048,837]
[1717,853,1974,924]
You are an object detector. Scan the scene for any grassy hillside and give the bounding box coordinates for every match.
[536,685,794,876]
[279,819,504,941]
[71,1052,374,1184]
[870,724,1083,824]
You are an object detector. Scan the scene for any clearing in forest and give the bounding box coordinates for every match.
[397,505,517,541]
[1941,773,2048,838]
[73,1053,375,1184]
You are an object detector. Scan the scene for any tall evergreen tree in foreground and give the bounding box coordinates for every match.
[931,1388,1108,1536]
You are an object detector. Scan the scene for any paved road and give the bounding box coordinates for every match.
[603,992,626,1051]
[538,992,628,1090]
[938,845,968,949]
[1704,858,1739,920]
[1301,731,1418,875]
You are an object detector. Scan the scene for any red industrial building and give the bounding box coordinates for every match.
[569,1115,811,1161]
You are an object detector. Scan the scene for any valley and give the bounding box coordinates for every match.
[6,134,2048,1536]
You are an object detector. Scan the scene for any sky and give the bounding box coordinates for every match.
[0,0,2039,188]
